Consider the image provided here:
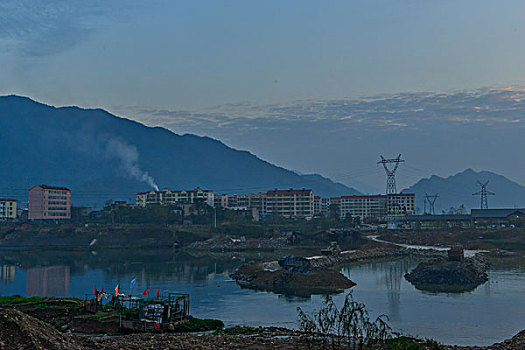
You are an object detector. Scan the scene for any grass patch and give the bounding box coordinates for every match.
[173,316,224,332]
[0,296,48,305]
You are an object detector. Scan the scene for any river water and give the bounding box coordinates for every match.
[1,248,524,346]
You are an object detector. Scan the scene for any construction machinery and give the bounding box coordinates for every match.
[321,241,341,256]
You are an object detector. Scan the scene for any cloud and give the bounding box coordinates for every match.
[111,85,525,135]
[0,0,130,56]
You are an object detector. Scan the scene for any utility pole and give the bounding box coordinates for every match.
[378,154,405,194]
[425,193,439,215]
[472,181,495,209]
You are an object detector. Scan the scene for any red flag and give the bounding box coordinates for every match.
[156,289,160,299]
[115,284,120,296]
[142,288,149,296]
[101,287,105,294]
[94,286,98,296]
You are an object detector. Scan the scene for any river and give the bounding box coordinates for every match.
[1,248,524,346]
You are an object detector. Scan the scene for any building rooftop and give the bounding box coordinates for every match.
[266,189,313,195]
[471,208,525,218]
[30,185,71,191]
[136,187,213,195]
[0,198,17,202]
[407,214,471,221]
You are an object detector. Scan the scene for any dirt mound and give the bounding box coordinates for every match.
[405,256,489,293]
[0,307,84,350]
[231,261,355,296]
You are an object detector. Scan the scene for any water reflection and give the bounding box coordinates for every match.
[26,266,70,297]
[1,249,525,346]
[1,265,16,282]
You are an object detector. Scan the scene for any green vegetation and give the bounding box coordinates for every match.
[297,292,393,350]
[0,296,48,305]
[386,337,443,350]
[76,312,112,319]
[120,307,140,320]
[172,316,224,332]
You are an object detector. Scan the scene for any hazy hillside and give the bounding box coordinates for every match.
[0,95,360,207]
[403,169,525,213]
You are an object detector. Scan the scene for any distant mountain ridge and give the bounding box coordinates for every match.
[403,169,525,213]
[0,95,360,207]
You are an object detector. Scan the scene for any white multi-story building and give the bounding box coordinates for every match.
[136,187,214,207]
[0,199,17,220]
[325,193,415,220]
[265,189,314,218]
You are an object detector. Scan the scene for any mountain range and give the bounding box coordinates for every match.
[0,95,361,207]
[403,169,525,213]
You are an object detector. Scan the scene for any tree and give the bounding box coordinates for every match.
[297,292,393,350]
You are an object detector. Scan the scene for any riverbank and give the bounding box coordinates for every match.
[377,228,525,254]
[1,305,524,349]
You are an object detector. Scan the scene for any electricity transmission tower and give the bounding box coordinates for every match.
[425,193,439,215]
[378,154,405,194]
[472,181,495,209]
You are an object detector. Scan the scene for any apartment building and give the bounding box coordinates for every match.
[326,193,415,220]
[28,185,71,220]
[314,196,322,216]
[229,193,267,214]
[0,199,17,220]
[387,193,415,217]
[213,194,229,208]
[136,187,214,207]
[265,189,314,218]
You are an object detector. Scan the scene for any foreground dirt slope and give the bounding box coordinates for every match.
[0,308,84,350]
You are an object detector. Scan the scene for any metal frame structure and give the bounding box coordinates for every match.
[378,154,405,194]
[472,181,495,209]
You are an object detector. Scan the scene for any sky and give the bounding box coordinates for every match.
[1,1,524,192]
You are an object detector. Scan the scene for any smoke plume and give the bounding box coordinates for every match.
[104,138,159,191]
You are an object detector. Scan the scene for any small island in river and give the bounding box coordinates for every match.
[405,247,489,293]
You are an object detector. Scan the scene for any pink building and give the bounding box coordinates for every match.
[28,185,71,220]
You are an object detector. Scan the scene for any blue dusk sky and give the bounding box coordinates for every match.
[1,1,524,191]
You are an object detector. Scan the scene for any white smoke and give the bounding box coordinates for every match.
[104,138,159,191]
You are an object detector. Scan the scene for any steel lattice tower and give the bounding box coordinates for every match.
[425,193,439,215]
[378,154,405,194]
[472,181,495,209]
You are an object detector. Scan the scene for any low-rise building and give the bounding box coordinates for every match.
[471,208,525,227]
[0,199,17,220]
[407,214,472,229]
[28,185,71,220]
[136,187,214,207]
